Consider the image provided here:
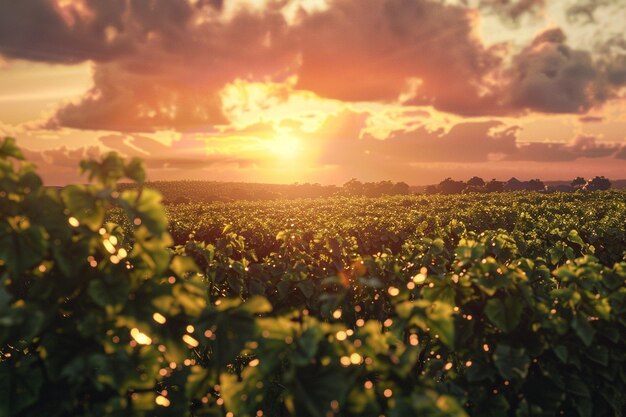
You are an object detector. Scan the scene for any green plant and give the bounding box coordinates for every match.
[1,138,467,417]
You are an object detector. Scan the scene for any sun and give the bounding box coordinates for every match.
[268,134,302,159]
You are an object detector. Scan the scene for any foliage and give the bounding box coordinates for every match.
[118,178,411,204]
[148,189,626,265]
[340,178,410,197]
[0,138,460,417]
[584,176,611,191]
[571,177,586,189]
[2,137,626,417]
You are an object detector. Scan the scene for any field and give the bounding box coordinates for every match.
[2,141,626,417]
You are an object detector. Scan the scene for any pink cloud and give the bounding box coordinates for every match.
[1,0,625,133]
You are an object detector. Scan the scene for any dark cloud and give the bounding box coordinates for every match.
[0,0,231,63]
[0,0,131,63]
[578,116,604,123]
[506,134,623,161]
[565,0,625,24]
[597,37,626,88]
[505,28,603,113]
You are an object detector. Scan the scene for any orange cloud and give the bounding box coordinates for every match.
[3,0,625,135]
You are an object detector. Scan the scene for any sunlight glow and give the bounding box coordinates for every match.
[268,134,301,159]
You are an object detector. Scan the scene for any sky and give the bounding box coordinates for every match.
[0,0,625,185]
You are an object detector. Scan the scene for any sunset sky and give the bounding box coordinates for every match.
[0,0,625,185]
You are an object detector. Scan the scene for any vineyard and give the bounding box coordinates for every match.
[1,137,626,417]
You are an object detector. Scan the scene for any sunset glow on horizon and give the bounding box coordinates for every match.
[0,0,625,185]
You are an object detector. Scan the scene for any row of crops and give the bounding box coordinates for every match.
[1,138,625,417]
[158,191,626,265]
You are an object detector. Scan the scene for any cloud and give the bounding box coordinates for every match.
[20,145,101,184]
[566,0,625,24]
[311,112,516,170]
[311,111,625,168]
[505,28,601,113]
[45,63,229,131]
[368,121,519,163]
[579,116,604,123]
[615,146,626,160]
[506,134,623,161]
[475,0,546,21]
[292,2,624,117]
[2,0,506,127]
[10,1,298,132]
[0,0,133,63]
[99,133,253,169]
[294,0,504,115]
[2,0,626,133]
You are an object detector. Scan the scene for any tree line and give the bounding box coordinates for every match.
[425,176,612,195]
[117,176,613,203]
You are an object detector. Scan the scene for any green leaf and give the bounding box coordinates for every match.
[61,185,105,231]
[493,345,530,380]
[124,158,146,183]
[170,255,199,277]
[485,297,523,332]
[121,188,168,236]
[553,345,568,363]
[571,314,595,346]
[297,280,315,299]
[1,358,44,415]
[585,345,608,366]
[565,374,591,398]
[0,223,47,277]
[425,302,455,347]
[87,279,130,307]
[0,284,11,314]
[567,230,584,246]
[288,363,355,417]
[80,152,125,186]
[19,170,42,191]
[0,137,24,160]
[239,295,272,314]
[292,327,322,366]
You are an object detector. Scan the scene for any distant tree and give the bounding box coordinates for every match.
[504,177,524,191]
[392,181,410,195]
[485,179,504,193]
[584,176,611,191]
[467,176,485,187]
[424,185,438,194]
[526,179,545,192]
[376,180,395,196]
[343,178,363,195]
[571,177,586,189]
[438,178,466,194]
